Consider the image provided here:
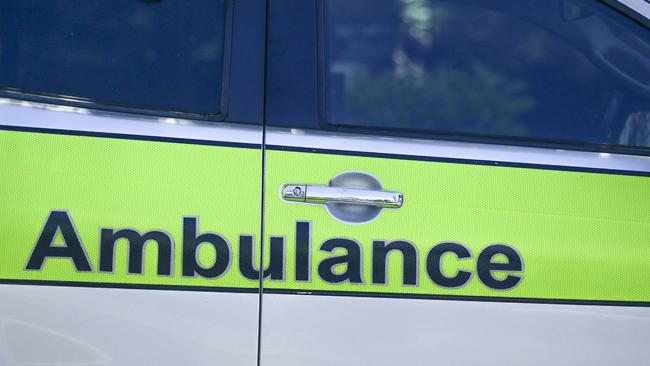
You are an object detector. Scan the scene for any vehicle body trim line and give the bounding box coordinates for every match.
[0,124,260,149]
[3,279,647,307]
[266,144,650,177]
[0,98,262,145]
[610,0,650,22]
[263,288,650,307]
[0,279,258,294]
[265,128,650,176]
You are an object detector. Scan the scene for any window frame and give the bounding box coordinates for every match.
[0,0,234,122]
[602,0,650,27]
[315,0,650,156]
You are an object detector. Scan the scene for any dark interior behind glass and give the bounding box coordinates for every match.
[323,0,650,150]
[0,0,227,115]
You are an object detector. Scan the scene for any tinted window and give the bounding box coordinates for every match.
[323,0,650,150]
[0,0,227,115]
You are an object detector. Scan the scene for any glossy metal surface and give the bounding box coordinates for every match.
[281,184,403,208]
[267,127,650,172]
[618,0,650,19]
[0,98,262,144]
[281,184,308,201]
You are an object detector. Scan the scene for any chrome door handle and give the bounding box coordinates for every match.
[281,184,403,209]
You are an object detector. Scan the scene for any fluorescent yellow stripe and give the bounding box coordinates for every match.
[0,130,261,289]
[263,149,650,302]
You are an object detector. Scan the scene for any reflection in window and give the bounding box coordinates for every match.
[0,0,227,115]
[324,0,650,149]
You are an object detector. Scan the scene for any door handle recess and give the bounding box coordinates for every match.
[281,184,403,209]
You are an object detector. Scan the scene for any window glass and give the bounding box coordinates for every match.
[323,0,650,150]
[0,0,227,115]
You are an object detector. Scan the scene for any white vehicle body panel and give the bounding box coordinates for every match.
[0,285,258,366]
[261,294,650,366]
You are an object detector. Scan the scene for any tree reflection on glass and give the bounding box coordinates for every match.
[325,0,650,148]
